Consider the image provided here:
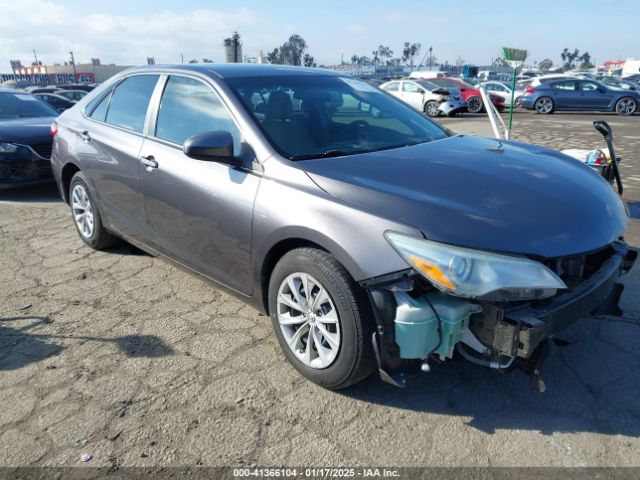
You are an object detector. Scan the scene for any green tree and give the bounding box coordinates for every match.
[303,53,316,67]
[402,42,421,67]
[267,34,312,66]
[538,58,554,71]
[579,52,593,69]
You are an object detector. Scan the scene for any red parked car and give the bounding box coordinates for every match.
[427,77,505,114]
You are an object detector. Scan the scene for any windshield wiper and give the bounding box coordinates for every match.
[290,150,351,161]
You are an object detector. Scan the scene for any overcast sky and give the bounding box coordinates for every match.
[1,0,638,69]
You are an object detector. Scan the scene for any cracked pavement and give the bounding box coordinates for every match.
[1,111,640,468]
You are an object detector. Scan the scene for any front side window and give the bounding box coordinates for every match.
[105,75,159,133]
[227,75,448,160]
[155,76,241,150]
[580,82,599,92]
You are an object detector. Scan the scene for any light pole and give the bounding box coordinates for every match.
[69,51,77,83]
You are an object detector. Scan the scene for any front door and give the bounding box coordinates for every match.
[579,81,615,109]
[138,75,260,294]
[399,81,425,110]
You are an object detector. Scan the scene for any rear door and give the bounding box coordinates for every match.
[75,74,159,239]
[548,80,579,109]
[138,74,261,294]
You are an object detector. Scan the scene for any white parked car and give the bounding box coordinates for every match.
[379,79,465,117]
[530,74,581,87]
[479,81,524,107]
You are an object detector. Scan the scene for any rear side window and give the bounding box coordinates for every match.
[105,75,159,133]
[552,80,576,91]
[382,82,399,92]
[155,76,240,149]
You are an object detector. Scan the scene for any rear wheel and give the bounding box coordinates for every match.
[534,96,554,114]
[466,96,483,113]
[424,100,439,117]
[69,171,117,250]
[615,97,637,115]
[268,248,376,389]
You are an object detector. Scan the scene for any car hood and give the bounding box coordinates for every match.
[302,135,629,258]
[0,116,56,143]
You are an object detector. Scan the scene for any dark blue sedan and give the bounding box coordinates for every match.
[521,78,640,115]
[0,88,59,188]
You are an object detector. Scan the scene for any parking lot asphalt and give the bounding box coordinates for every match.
[1,111,640,468]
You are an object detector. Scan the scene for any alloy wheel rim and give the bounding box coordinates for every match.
[71,184,94,238]
[468,98,481,112]
[426,103,438,116]
[537,98,552,113]
[617,98,636,114]
[276,272,341,369]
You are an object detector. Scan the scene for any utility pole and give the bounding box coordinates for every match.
[69,51,77,83]
[180,53,184,64]
[33,49,39,65]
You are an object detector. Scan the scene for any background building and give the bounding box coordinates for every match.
[224,32,242,63]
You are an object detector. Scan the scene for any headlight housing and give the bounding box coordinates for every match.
[0,142,19,153]
[385,232,566,301]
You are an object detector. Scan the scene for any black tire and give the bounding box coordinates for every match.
[466,96,483,113]
[614,96,637,116]
[268,248,376,390]
[69,171,117,250]
[534,96,554,114]
[514,96,522,108]
[424,100,439,117]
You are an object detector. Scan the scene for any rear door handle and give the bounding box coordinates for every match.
[140,155,158,170]
[79,130,90,142]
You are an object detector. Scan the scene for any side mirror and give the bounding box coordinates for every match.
[183,131,236,163]
[459,87,466,92]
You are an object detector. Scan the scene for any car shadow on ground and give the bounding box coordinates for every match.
[343,313,640,437]
[0,183,61,203]
[0,315,174,371]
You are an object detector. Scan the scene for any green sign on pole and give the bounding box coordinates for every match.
[502,47,527,136]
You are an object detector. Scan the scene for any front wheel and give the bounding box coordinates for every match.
[534,96,554,114]
[424,100,439,117]
[466,96,483,113]
[615,97,637,115]
[69,171,117,250]
[268,248,376,389]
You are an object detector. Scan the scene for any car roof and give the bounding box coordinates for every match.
[122,64,342,79]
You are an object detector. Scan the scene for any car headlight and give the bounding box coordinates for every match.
[385,231,567,301]
[0,142,19,153]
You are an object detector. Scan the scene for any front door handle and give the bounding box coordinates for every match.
[140,155,158,170]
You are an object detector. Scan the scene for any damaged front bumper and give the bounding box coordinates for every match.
[0,145,53,189]
[362,241,637,390]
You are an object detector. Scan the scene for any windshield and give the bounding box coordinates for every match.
[226,75,448,160]
[0,92,58,119]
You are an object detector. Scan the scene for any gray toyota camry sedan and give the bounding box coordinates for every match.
[51,64,636,391]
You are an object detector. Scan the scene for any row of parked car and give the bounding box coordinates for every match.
[375,77,505,117]
[22,84,96,112]
[380,72,640,117]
